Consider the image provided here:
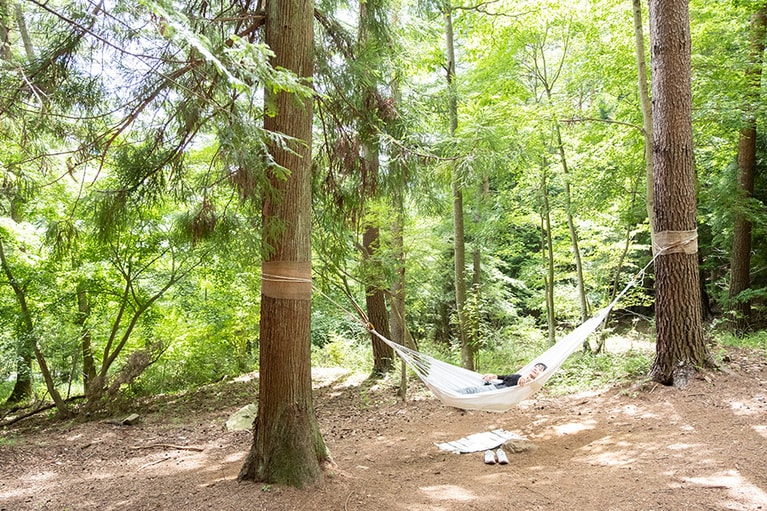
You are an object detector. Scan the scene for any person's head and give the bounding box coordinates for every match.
[533,363,547,372]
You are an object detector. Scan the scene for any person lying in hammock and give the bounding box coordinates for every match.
[459,362,548,394]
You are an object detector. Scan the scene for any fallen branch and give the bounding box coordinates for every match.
[130,443,204,452]
[139,457,173,470]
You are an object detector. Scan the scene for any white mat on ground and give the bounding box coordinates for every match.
[435,429,526,454]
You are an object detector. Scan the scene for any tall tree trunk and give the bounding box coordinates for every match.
[0,239,34,405]
[648,0,711,386]
[390,186,408,398]
[444,4,472,370]
[728,4,767,330]
[540,162,556,344]
[0,239,70,415]
[469,173,489,356]
[633,0,655,241]
[358,0,394,376]
[0,0,10,60]
[77,281,97,392]
[239,0,328,487]
[386,56,411,397]
[363,221,394,376]
[554,123,589,322]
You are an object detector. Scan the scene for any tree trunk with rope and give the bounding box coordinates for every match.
[238,0,329,487]
[648,0,712,386]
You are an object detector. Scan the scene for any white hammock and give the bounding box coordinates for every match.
[367,271,643,412]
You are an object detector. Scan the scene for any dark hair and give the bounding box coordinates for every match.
[534,362,548,371]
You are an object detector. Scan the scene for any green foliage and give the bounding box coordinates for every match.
[312,334,373,372]
[548,350,653,396]
[1,0,767,417]
[715,330,767,352]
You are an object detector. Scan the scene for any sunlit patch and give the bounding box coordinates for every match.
[221,452,246,464]
[553,420,596,436]
[420,484,478,502]
[573,436,637,467]
[666,443,703,451]
[729,396,766,416]
[587,451,637,466]
[233,371,258,383]
[752,425,767,440]
[611,404,659,419]
[27,471,58,482]
[619,404,639,416]
[680,470,767,508]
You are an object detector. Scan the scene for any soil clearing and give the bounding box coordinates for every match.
[2,346,766,511]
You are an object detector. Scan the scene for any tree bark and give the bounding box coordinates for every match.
[633,0,655,242]
[444,4,472,370]
[238,0,328,487]
[648,0,711,386]
[554,123,588,322]
[358,0,394,376]
[540,161,556,344]
[0,239,34,405]
[727,4,767,330]
[363,223,394,376]
[77,281,97,392]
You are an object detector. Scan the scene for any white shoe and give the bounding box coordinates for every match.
[484,450,496,464]
[496,448,509,465]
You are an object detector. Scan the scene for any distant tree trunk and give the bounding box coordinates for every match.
[0,239,34,405]
[238,0,328,487]
[77,281,97,392]
[648,0,712,386]
[469,173,489,354]
[444,4,472,370]
[728,5,767,330]
[633,0,655,241]
[358,0,394,377]
[554,123,589,322]
[390,187,408,398]
[0,0,10,60]
[540,161,556,344]
[0,239,70,415]
[363,221,394,376]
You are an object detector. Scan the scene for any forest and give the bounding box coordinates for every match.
[1,0,767,494]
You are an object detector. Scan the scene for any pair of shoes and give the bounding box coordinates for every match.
[484,448,509,465]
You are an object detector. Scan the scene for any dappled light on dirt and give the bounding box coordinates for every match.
[677,470,767,510]
[420,484,478,502]
[1,346,766,510]
[728,394,767,416]
[552,419,596,436]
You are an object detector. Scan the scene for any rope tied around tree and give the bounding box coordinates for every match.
[261,261,312,300]
[653,229,698,256]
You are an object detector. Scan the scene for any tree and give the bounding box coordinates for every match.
[238,0,329,487]
[443,1,472,370]
[357,0,395,376]
[648,0,712,385]
[633,0,655,242]
[728,4,767,330]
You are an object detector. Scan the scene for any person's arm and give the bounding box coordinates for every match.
[485,373,522,387]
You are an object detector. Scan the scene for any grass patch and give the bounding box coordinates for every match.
[715,330,767,352]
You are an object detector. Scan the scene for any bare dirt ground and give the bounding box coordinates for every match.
[2,346,767,511]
